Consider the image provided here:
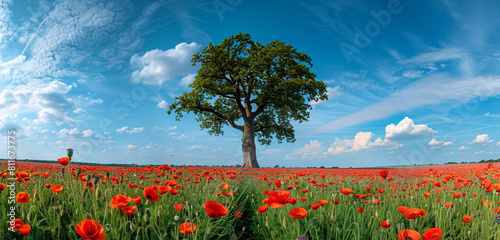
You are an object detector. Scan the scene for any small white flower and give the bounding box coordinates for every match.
[174,215,179,221]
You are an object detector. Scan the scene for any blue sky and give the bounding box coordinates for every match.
[1,0,500,167]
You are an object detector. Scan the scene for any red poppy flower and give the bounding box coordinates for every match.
[18,224,31,236]
[358,207,364,213]
[340,188,354,195]
[445,202,453,208]
[235,211,243,218]
[51,185,63,193]
[289,208,308,219]
[463,215,472,223]
[179,223,197,234]
[378,169,389,179]
[169,189,179,196]
[16,192,30,204]
[311,204,320,210]
[398,206,408,213]
[423,228,442,240]
[263,190,290,208]
[75,219,106,240]
[58,157,71,166]
[44,184,52,188]
[12,219,24,230]
[132,196,141,205]
[143,187,160,202]
[258,205,268,213]
[380,220,391,228]
[288,197,298,205]
[159,186,171,194]
[120,206,137,216]
[109,195,132,208]
[318,200,328,206]
[174,204,185,211]
[274,179,281,188]
[397,229,421,240]
[204,201,229,218]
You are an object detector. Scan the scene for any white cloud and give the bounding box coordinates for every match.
[458,146,469,150]
[126,127,144,134]
[130,42,201,85]
[312,75,500,132]
[82,129,94,138]
[0,0,16,49]
[73,108,86,114]
[126,145,137,150]
[310,86,341,106]
[385,117,437,140]
[443,141,453,146]
[0,55,25,75]
[484,112,500,117]
[157,100,168,109]
[116,126,128,133]
[497,142,500,146]
[286,140,323,159]
[168,126,177,130]
[402,70,424,78]
[469,134,493,144]
[0,81,75,125]
[57,128,80,138]
[325,132,397,155]
[171,134,194,141]
[179,73,196,87]
[187,145,205,150]
[428,139,442,146]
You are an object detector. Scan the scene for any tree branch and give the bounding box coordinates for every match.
[193,106,244,131]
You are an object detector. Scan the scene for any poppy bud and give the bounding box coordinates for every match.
[61,167,65,175]
[130,222,137,232]
[76,168,81,176]
[67,148,73,158]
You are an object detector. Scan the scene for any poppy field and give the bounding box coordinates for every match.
[3,156,500,239]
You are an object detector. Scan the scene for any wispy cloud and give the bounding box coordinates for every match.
[311,75,500,133]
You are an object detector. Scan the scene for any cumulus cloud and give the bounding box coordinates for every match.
[187,145,205,150]
[286,140,324,159]
[126,127,143,134]
[157,100,168,109]
[171,134,194,141]
[469,134,493,144]
[428,139,442,146]
[458,146,469,150]
[443,141,453,146]
[57,128,100,139]
[179,73,196,87]
[73,108,86,114]
[116,126,128,133]
[131,42,201,85]
[325,132,398,155]
[385,117,437,140]
[0,81,75,125]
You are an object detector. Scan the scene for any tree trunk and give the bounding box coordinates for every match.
[241,121,260,168]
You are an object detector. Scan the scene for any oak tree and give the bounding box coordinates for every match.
[167,33,328,168]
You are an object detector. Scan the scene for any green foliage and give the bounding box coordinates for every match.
[167,33,328,146]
